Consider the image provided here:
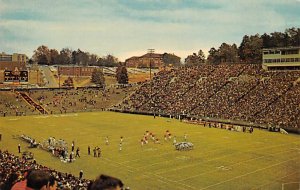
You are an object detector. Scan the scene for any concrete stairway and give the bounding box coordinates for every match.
[17,92,48,114]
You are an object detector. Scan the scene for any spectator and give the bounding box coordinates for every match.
[90,174,124,190]
[79,170,83,179]
[26,170,50,190]
[118,64,300,129]
[0,150,91,190]
[48,174,58,190]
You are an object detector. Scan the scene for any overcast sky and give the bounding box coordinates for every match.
[0,0,299,61]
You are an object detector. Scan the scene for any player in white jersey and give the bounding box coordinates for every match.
[105,136,109,145]
[173,136,177,145]
[119,143,122,151]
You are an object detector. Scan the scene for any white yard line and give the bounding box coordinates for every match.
[179,148,296,182]
[135,141,245,170]
[151,173,197,190]
[101,157,193,190]
[8,118,20,121]
[122,140,234,165]
[157,142,298,175]
[198,157,298,190]
[119,151,173,164]
[251,171,298,190]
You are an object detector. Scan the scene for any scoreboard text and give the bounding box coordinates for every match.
[4,70,29,83]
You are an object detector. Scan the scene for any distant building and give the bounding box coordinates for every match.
[58,66,98,76]
[0,52,27,70]
[262,47,300,70]
[125,53,164,68]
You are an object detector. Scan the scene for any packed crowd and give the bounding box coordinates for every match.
[118,64,300,128]
[0,150,91,190]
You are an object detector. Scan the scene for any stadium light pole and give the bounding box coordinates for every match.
[58,66,61,88]
[148,49,154,81]
[36,65,39,86]
[148,49,155,115]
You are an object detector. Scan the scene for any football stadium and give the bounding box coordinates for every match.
[1,62,300,190]
[1,1,300,190]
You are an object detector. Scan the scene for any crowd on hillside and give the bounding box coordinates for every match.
[29,88,106,114]
[0,91,38,117]
[117,64,300,128]
[0,86,135,116]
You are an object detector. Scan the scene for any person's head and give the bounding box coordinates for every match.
[48,174,58,190]
[90,174,123,190]
[26,170,50,190]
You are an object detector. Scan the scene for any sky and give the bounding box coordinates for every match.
[0,0,299,62]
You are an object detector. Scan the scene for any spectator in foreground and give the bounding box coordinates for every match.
[26,170,50,190]
[90,174,124,190]
[11,169,33,190]
[48,174,58,190]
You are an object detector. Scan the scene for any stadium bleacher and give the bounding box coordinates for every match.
[1,64,300,129]
[117,64,300,129]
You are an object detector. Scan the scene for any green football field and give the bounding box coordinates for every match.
[0,112,300,190]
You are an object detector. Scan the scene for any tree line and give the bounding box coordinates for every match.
[31,46,120,67]
[31,27,299,67]
[185,27,300,65]
[31,45,182,67]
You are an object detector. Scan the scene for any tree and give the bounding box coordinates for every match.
[185,53,197,65]
[261,33,272,48]
[285,27,300,46]
[32,45,50,65]
[95,54,118,67]
[239,35,250,61]
[71,50,77,65]
[58,48,72,65]
[198,50,206,62]
[162,53,181,66]
[62,77,74,87]
[207,43,239,64]
[238,34,263,63]
[218,43,239,63]
[89,54,99,66]
[116,65,128,84]
[184,49,206,66]
[91,68,105,87]
[49,49,59,65]
[270,32,286,47]
[207,47,219,64]
[72,49,89,66]
[103,54,119,67]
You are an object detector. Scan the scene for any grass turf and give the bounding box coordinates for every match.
[0,112,299,190]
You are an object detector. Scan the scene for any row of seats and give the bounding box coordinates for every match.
[117,64,300,128]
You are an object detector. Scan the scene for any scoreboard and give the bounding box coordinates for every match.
[4,69,28,83]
